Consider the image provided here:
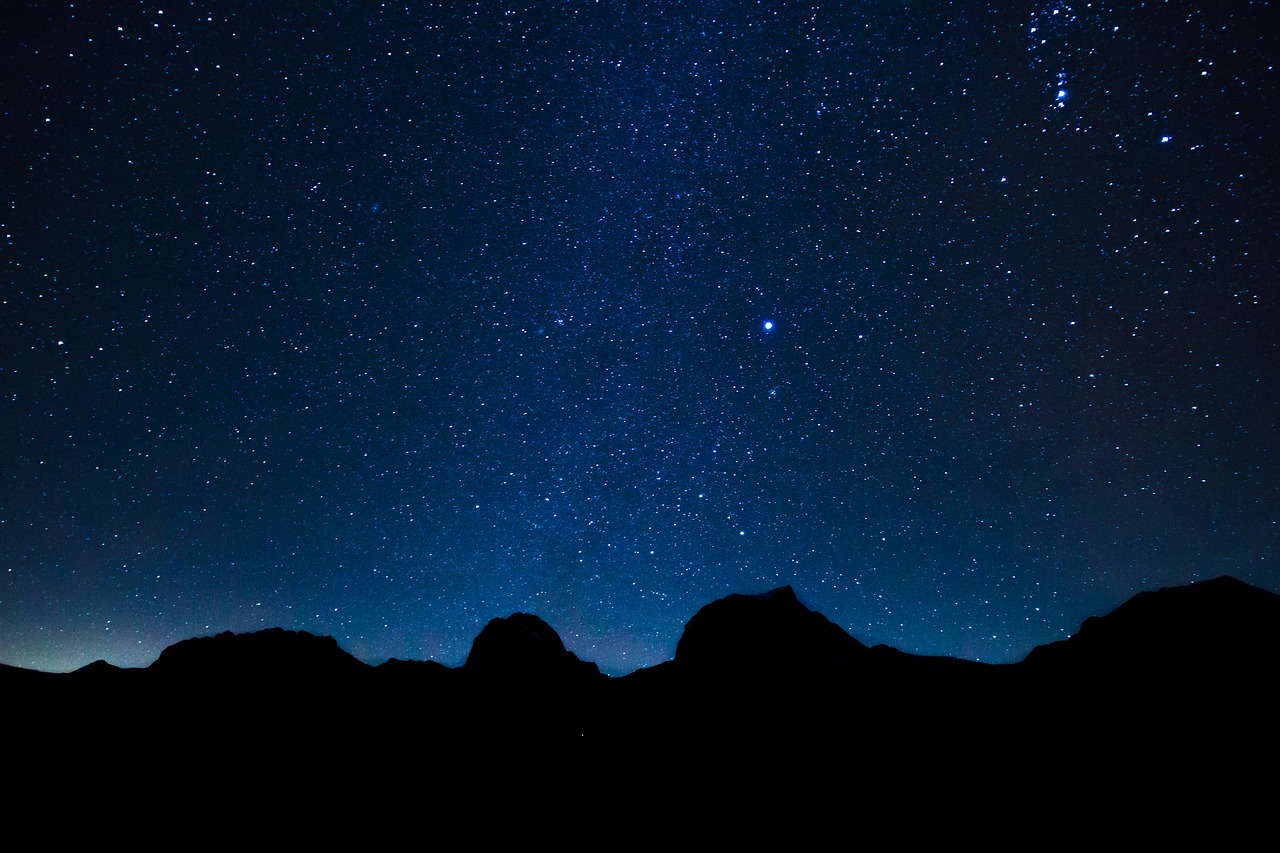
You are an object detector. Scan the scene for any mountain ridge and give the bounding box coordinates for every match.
[5,574,1276,812]
[5,574,1275,679]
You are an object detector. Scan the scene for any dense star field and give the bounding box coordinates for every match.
[3,1,1276,674]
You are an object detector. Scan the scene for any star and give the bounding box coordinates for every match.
[3,0,1274,677]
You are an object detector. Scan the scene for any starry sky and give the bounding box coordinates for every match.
[3,1,1276,674]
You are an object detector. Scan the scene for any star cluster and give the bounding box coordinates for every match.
[2,1,1276,673]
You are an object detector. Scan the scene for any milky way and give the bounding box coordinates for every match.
[3,1,1276,673]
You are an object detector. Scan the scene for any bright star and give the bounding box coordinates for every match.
[763,320,774,331]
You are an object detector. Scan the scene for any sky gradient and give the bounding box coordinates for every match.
[3,1,1276,674]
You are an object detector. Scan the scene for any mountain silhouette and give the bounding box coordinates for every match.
[150,627,371,683]
[1020,574,1280,676]
[1013,574,1280,761]
[4,574,1277,819]
[465,611,601,682]
[674,584,868,676]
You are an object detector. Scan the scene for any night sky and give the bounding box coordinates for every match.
[3,1,1276,674]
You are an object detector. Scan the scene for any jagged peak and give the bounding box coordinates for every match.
[149,626,367,678]
[755,584,798,602]
[675,582,867,673]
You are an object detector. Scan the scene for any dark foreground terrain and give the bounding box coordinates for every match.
[6,576,1276,832]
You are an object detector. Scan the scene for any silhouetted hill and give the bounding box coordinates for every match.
[465,611,601,682]
[1020,575,1280,677]
[0,661,60,686]
[4,574,1277,812]
[1011,575,1280,757]
[660,585,869,742]
[606,585,1006,753]
[456,612,605,747]
[674,585,868,676]
[150,626,371,682]
[72,658,126,677]
[374,656,454,678]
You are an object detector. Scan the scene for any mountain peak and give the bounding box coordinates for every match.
[756,584,798,602]
[674,584,867,676]
[464,612,599,680]
[149,627,368,681]
[1021,574,1280,673]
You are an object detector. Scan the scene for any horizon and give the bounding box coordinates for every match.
[7,573,1271,676]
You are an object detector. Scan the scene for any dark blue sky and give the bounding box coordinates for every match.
[3,1,1276,673]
